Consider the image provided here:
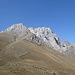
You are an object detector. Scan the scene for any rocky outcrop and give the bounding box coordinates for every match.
[28,27,61,51]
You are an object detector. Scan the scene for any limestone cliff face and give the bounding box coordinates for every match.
[28,27,61,51]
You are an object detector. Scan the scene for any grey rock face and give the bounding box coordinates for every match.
[28,27,62,51]
[25,33,42,46]
[4,23,27,33]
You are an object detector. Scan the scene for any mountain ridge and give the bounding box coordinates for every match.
[2,23,75,56]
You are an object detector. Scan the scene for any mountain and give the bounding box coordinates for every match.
[0,23,75,75]
[3,23,75,54]
[3,24,63,51]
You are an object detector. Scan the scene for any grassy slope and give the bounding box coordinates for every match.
[0,34,75,75]
[0,33,14,51]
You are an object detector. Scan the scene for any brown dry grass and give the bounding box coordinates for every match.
[0,33,75,75]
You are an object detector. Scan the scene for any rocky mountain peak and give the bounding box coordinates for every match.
[4,23,27,32]
[28,27,61,50]
[29,27,53,35]
[3,23,30,40]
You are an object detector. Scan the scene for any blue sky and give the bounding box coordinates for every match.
[0,0,75,44]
